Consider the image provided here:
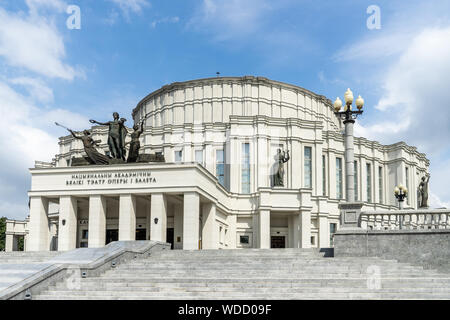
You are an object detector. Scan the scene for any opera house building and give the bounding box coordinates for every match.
[5,76,429,252]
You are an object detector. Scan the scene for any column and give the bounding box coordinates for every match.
[119,194,136,241]
[28,197,50,251]
[227,214,237,249]
[202,203,218,249]
[259,209,270,249]
[257,135,269,188]
[290,140,302,188]
[183,192,200,250]
[58,196,78,251]
[173,204,183,249]
[315,143,323,196]
[292,213,301,248]
[252,213,259,248]
[88,195,106,248]
[5,234,13,252]
[150,193,167,242]
[318,214,330,248]
[344,121,355,202]
[300,210,311,248]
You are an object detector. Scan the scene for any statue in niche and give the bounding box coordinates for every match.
[273,149,290,187]
[418,173,430,208]
[68,129,110,165]
[89,112,127,161]
[126,121,144,163]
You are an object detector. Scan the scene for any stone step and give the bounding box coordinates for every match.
[34,290,450,300]
[101,269,441,276]
[127,259,405,265]
[115,264,424,271]
[44,285,450,294]
[61,277,450,285]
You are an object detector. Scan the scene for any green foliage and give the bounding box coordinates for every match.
[0,217,6,251]
[17,236,24,251]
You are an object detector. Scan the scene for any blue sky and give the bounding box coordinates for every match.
[1,0,450,219]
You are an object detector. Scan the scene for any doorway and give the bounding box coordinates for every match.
[166,228,174,249]
[106,229,118,244]
[271,236,286,248]
[136,229,146,240]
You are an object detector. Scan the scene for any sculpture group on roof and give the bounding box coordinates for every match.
[56,111,163,166]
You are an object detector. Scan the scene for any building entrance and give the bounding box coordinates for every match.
[106,229,118,244]
[166,228,174,249]
[271,236,286,248]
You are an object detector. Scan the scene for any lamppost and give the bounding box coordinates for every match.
[333,88,364,202]
[394,184,408,210]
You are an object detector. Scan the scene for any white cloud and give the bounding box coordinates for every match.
[25,0,67,14]
[0,80,87,219]
[107,0,150,20]
[0,5,78,80]
[188,0,273,41]
[151,16,179,29]
[9,77,54,103]
[340,4,450,208]
[0,1,85,219]
[430,192,450,209]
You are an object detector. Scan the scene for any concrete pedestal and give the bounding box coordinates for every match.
[183,192,200,250]
[202,203,218,249]
[58,196,78,251]
[150,193,167,242]
[119,194,136,241]
[88,195,106,248]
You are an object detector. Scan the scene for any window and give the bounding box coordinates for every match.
[174,150,183,163]
[242,143,250,193]
[336,157,343,199]
[322,155,326,196]
[195,150,203,165]
[239,235,249,244]
[216,150,225,186]
[405,167,409,205]
[81,230,88,240]
[354,161,358,201]
[378,166,383,204]
[330,223,337,246]
[304,147,312,188]
[366,163,372,203]
[311,236,316,246]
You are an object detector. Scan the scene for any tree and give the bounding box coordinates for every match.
[0,217,6,251]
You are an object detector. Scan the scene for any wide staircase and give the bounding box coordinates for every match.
[35,249,450,299]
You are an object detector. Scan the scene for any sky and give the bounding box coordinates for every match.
[0,0,450,220]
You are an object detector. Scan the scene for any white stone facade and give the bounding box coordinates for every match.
[11,76,429,252]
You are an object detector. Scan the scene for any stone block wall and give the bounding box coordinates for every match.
[334,229,450,272]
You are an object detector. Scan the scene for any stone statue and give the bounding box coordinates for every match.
[89,112,127,161]
[273,149,290,187]
[126,121,144,163]
[418,173,430,208]
[68,129,110,165]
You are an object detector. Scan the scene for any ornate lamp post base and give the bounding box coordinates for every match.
[338,202,364,229]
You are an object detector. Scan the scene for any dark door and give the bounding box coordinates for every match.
[136,229,146,240]
[271,236,286,248]
[166,228,174,249]
[106,229,118,244]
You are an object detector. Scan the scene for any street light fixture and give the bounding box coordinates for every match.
[334,88,364,202]
[394,183,408,209]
